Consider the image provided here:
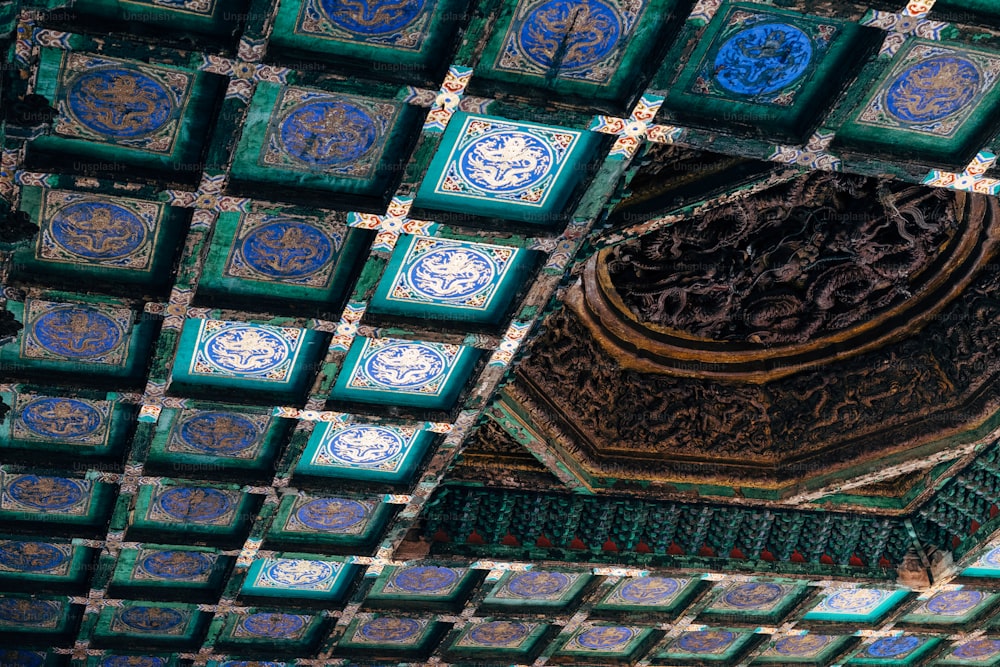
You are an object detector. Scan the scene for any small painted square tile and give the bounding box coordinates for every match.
[164,408,273,460]
[755,634,851,664]
[900,589,996,624]
[938,638,1000,666]
[128,484,256,546]
[90,656,174,667]
[0,597,68,632]
[339,615,435,648]
[266,494,391,552]
[0,541,78,578]
[143,485,243,527]
[414,113,601,224]
[296,421,432,483]
[0,473,95,517]
[482,570,590,608]
[98,603,199,638]
[366,564,472,604]
[369,235,531,325]
[125,548,222,584]
[657,629,757,661]
[451,620,548,653]
[594,575,698,612]
[962,544,1000,577]
[242,557,356,600]
[803,587,909,622]
[331,336,481,410]
[0,651,49,667]
[847,636,940,664]
[702,581,806,619]
[225,612,318,641]
[8,393,113,447]
[17,298,133,366]
[556,625,654,657]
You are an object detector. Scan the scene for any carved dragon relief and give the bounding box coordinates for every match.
[510,174,1000,495]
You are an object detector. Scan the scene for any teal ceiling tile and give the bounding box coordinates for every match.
[413,113,602,225]
[803,588,909,623]
[556,625,656,658]
[482,570,591,609]
[963,545,1000,577]
[366,564,476,607]
[938,638,1000,666]
[0,597,71,633]
[702,581,807,621]
[656,629,757,662]
[241,557,356,600]
[0,651,49,667]
[90,656,175,667]
[11,188,187,294]
[229,82,418,205]
[836,40,1000,165]
[594,575,699,613]
[128,485,257,546]
[93,602,204,644]
[71,0,248,41]
[4,392,120,453]
[338,615,441,651]
[847,636,940,665]
[448,619,549,656]
[295,421,432,483]
[222,611,321,642]
[0,540,91,586]
[0,473,113,526]
[170,319,325,400]
[368,235,531,326]
[900,589,996,624]
[266,494,392,552]
[754,633,852,665]
[330,336,481,410]
[109,547,229,595]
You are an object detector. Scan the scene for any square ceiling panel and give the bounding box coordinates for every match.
[900,588,996,625]
[241,557,357,601]
[803,588,909,623]
[0,596,77,640]
[938,639,1000,666]
[593,575,699,614]
[554,624,656,661]
[215,611,325,651]
[127,485,258,548]
[197,210,369,313]
[365,564,477,609]
[11,188,188,296]
[268,0,469,82]
[446,620,550,660]
[31,50,223,182]
[412,113,602,225]
[0,391,135,463]
[144,406,291,481]
[108,548,231,602]
[473,0,680,105]
[368,234,533,327]
[70,0,250,43]
[295,421,433,484]
[846,636,940,665]
[701,581,807,622]
[336,615,446,658]
[265,494,392,553]
[659,3,875,143]
[169,319,326,402]
[0,651,51,667]
[655,629,757,663]
[1,297,157,386]
[754,634,853,666]
[0,539,93,591]
[481,569,591,610]
[330,336,481,411]
[91,602,205,648]
[963,544,1000,578]
[229,82,419,208]
[88,656,177,667]
[0,473,115,531]
[835,40,1000,167]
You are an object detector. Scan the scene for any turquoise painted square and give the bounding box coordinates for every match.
[847,636,940,665]
[220,611,321,643]
[266,494,391,549]
[450,620,548,654]
[1,392,133,458]
[594,575,698,612]
[900,589,995,624]
[230,82,417,200]
[198,210,369,306]
[339,616,435,648]
[0,473,111,524]
[657,629,756,661]
[557,625,654,658]
[330,337,481,410]
[938,639,1000,666]
[755,634,852,664]
[1,298,156,382]
[94,603,201,640]
[413,113,601,224]
[836,40,1000,163]
[803,588,909,622]
[139,485,248,528]
[242,557,356,600]
[0,540,90,586]
[660,3,870,141]
[963,545,1000,577]
[482,570,590,608]
[369,235,531,325]
[11,188,187,292]
[702,581,806,620]
[366,564,472,603]
[0,597,70,633]
[474,0,679,102]
[170,319,325,400]
[145,407,287,474]
[112,548,226,588]
[31,49,221,176]
[269,0,468,76]
[296,421,432,483]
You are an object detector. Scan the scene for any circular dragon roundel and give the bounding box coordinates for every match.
[457,131,555,194]
[319,0,427,35]
[49,201,147,261]
[65,67,174,138]
[517,0,623,71]
[713,23,813,96]
[240,220,334,279]
[885,56,981,124]
[278,100,378,167]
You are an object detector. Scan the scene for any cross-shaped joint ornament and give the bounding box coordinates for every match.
[590,95,683,159]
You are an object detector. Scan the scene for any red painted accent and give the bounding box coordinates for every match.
[760,549,775,562]
[569,537,587,550]
[992,504,998,519]
[820,554,834,565]
[953,535,962,549]
[536,535,553,548]
[431,530,449,543]
[971,520,981,534]
[466,531,484,545]
[667,542,684,555]
[602,539,618,552]
[636,541,652,554]
[729,548,745,559]
[501,533,520,546]
[790,550,806,563]
[879,557,891,568]
[698,545,715,557]
[849,555,864,567]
